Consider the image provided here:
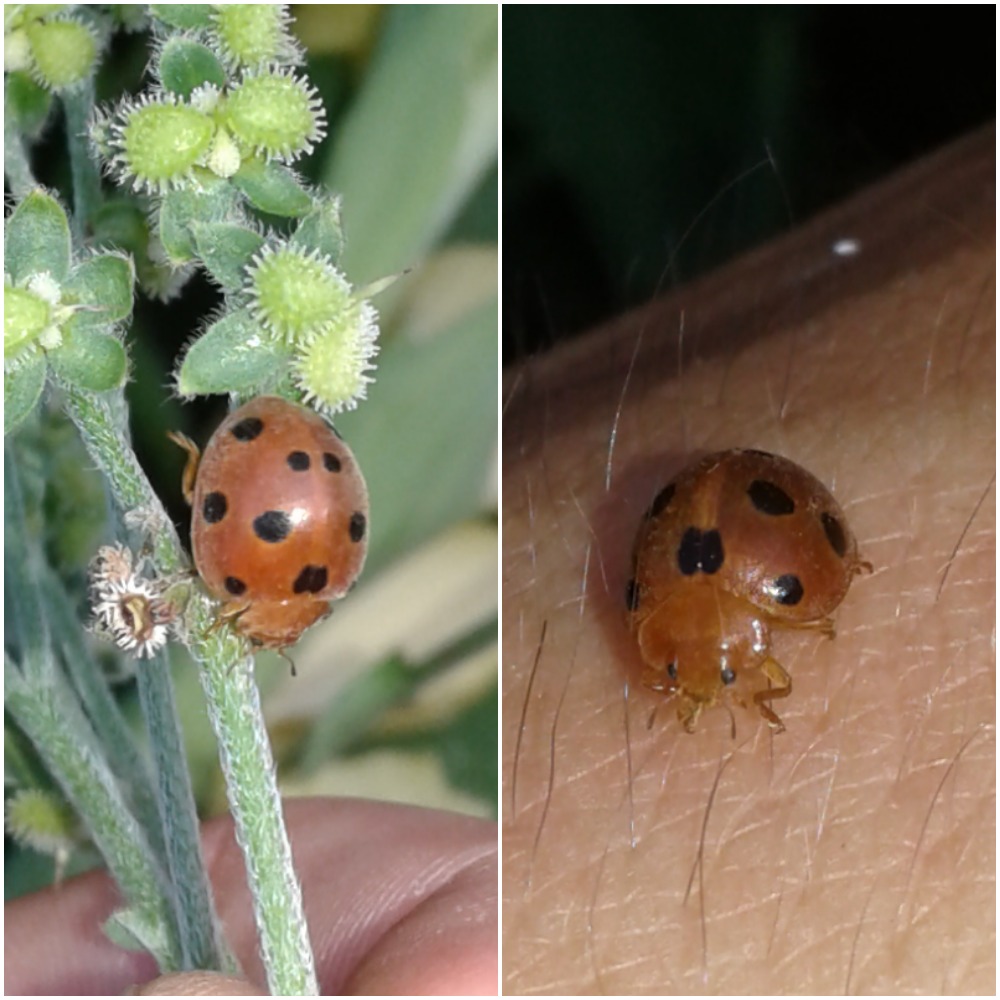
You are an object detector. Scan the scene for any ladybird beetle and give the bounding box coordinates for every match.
[172,396,369,649]
[626,449,870,733]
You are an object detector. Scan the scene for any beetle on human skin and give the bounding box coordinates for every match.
[626,449,871,733]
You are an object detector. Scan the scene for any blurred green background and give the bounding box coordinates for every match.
[7,5,498,897]
[503,7,994,362]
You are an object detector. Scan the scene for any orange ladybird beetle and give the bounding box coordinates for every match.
[626,449,870,733]
[172,396,368,649]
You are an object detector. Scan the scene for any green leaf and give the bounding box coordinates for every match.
[48,327,127,391]
[191,222,265,292]
[104,906,172,966]
[148,4,213,30]
[6,189,72,284]
[176,308,290,397]
[157,36,226,98]
[91,198,148,253]
[158,180,240,264]
[231,157,311,217]
[437,682,498,814]
[324,5,498,283]
[334,295,497,574]
[4,352,47,434]
[63,254,135,326]
[291,197,345,263]
[4,71,53,136]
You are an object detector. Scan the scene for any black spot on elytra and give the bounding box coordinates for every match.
[230,417,264,442]
[293,564,328,594]
[721,666,736,685]
[349,512,366,543]
[667,662,678,681]
[677,527,724,576]
[323,452,342,473]
[225,576,247,596]
[286,450,310,471]
[747,478,795,516]
[647,482,676,520]
[768,573,804,606]
[625,577,640,611]
[203,491,227,523]
[253,510,292,543]
[822,511,848,558]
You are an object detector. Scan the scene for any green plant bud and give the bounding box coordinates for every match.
[5,788,80,857]
[223,68,325,163]
[108,95,215,194]
[25,17,96,91]
[293,299,379,414]
[212,4,299,69]
[205,127,241,179]
[246,244,352,341]
[5,285,53,359]
[4,28,33,72]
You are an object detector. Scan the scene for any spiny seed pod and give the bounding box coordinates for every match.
[246,244,352,342]
[210,4,302,70]
[101,93,215,194]
[293,300,380,415]
[222,67,325,164]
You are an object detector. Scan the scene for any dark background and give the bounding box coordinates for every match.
[503,7,995,364]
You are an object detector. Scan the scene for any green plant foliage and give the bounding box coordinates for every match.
[176,307,289,397]
[6,189,73,284]
[5,71,53,135]
[230,157,312,217]
[148,5,213,31]
[62,254,135,324]
[4,352,47,432]
[47,327,127,391]
[190,221,265,292]
[157,37,227,98]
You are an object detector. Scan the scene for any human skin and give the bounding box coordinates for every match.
[5,798,497,995]
[502,127,994,994]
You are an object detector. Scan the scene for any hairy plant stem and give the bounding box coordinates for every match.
[3,109,35,198]
[192,612,319,995]
[5,448,180,969]
[63,81,104,242]
[135,647,239,974]
[62,385,317,992]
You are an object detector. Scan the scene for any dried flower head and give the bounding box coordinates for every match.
[90,544,176,658]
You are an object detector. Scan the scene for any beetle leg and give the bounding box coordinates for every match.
[754,657,792,732]
[167,430,201,505]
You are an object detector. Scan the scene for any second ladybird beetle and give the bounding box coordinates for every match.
[626,449,870,733]
[172,396,369,649]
